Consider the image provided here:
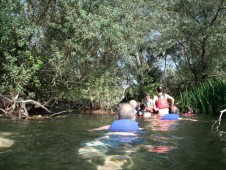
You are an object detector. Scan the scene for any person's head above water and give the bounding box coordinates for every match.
[156,86,163,93]
[118,103,136,119]
[146,94,151,99]
[170,105,179,114]
[129,100,137,109]
[185,106,194,114]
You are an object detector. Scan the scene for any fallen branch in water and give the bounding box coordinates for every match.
[0,108,8,114]
[20,99,51,113]
[50,111,68,117]
[212,109,226,131]
[0,94,67,119]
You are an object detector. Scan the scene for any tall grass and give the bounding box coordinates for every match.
[179,80,226,115]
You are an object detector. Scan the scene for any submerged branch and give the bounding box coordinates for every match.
[212,109,226,131]
[0,94,67,119]
[21,100,51,113]
[50,111,68,117]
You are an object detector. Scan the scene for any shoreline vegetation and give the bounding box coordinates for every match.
[0,94,116,120]
[0,93,225,132]
[0,1,226,123]
[0,94,67,119]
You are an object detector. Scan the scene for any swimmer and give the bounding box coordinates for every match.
[90,103,142,132]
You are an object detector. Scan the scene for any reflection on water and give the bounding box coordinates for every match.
[0,114,226,170]
[0,132,14,148]
[147,119,179,131]
[79,132,144,170]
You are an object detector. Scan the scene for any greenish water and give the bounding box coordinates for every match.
[0,114,226,170]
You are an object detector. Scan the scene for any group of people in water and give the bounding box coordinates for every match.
[130,86,180,121]
[137,86,174,116]
[92,86,193,132]
[79,86,196,169]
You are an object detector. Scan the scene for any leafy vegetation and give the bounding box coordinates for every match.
[0,0,226,114]
[179,80,226,115]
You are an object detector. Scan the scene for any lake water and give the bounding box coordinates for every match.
[0,114,226,170]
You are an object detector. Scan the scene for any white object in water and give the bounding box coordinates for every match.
[143,112,151,118]
[158,108,169,116]
[0,137,14,148]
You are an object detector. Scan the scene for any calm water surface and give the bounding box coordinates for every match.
[0,114,226,170]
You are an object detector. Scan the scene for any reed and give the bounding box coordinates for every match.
[179,80,226,115]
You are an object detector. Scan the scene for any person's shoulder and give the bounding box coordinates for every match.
[165,93,173,98]
[112,119,137,123]
[88,125,110,131]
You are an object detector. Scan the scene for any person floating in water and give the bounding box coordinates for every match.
[79,102,181,170]
[129,99,151,118]
[161,105,181,120]
[183,106,196,117]
[144,94,155,113]
[108,103,140,132]
[185,106,194,114]
[129,99,143,117]
[153,86,175,116]
[88,102,141,132]
[79,103,143,169]
[160,105,198,121]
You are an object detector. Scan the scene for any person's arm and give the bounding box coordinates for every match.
[88,125,110,131]
[153,96,158,111]
[179,117,198,121]
[166,94,174,106]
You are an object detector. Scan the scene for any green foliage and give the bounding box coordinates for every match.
[1,0,226,112]
[144,78,159,96]
[35,0,158,108]
[179,80,226,115]
[0,1,44,97]
[84,71,126,109]
[150,0,226,88]
[1,51,43,96]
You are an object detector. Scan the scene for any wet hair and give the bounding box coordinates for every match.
[156,86,163,92]
[118,103,136,119]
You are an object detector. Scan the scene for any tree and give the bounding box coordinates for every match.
[149,0,226,92]
[35,0,152,109]
[0,1,45,97]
